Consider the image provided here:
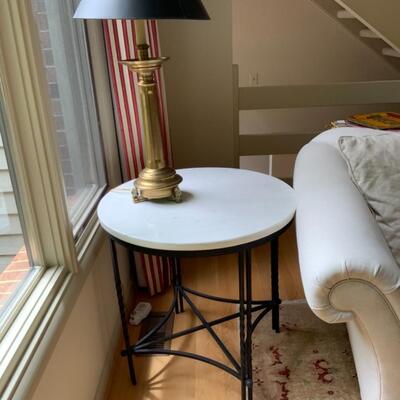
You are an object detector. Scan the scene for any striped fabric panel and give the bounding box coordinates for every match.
[103,20,172,295]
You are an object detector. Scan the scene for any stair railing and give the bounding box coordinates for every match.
[233,64,400,166]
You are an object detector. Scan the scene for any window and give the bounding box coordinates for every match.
[0,0,114,394]
[31,0,107,235]
[0,95,40,335]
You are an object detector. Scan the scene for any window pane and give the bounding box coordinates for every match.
[31,0,107,234]
[0,93,36,324]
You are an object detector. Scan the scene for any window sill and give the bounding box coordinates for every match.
[76,207,102,263]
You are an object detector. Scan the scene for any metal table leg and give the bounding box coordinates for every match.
[172,257,185,315]
[238,251,246,399]
[245,249,253,400]
[109,239,137,385]
[176,257,184,313]
[172,258,181,315]
[271,238,280,333]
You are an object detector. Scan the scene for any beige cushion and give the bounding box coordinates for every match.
[339,133,400,265]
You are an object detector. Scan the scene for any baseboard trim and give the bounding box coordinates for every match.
[94,322,122,400]
[95,287,136,400]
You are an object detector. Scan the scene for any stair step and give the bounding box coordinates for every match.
[360,29,380,39]
[382,48,400,58]
[337,10,355,19]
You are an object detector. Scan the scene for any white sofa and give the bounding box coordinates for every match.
[294,128,400,400]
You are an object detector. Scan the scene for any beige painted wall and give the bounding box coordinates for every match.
[158,0,234,169]
[233,0,400,177]
[28,237,129,400]
[233,0,400,86]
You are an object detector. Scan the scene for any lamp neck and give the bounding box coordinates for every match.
[134,20,150,61]
[137,43,150,61]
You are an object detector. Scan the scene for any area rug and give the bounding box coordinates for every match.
[253,302,361,400]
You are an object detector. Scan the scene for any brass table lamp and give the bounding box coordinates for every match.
[74,0,210,203]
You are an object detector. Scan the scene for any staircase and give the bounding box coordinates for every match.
[312,0,400,71]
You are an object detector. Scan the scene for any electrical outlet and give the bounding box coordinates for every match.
[249,72,259,86]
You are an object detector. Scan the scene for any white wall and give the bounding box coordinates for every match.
[28,237,129,400]
[233,0,400,86]
[159,0,235,169]
[233,0,400,177]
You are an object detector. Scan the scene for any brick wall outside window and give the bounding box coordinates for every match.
[33,0,77,197]
[0,249,30,311]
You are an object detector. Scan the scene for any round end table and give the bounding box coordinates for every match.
[98,168,296,400]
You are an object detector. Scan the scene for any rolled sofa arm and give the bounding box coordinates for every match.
[294,134,400,400]
[294,140,400,323]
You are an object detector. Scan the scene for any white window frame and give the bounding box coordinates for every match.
[0,1,121,398]
[34,0,108,237]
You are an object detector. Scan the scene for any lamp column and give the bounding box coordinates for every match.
[121,21,182,203]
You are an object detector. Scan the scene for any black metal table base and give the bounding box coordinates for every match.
[109,223,289,400]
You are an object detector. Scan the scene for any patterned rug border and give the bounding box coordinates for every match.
[253,302,361,400]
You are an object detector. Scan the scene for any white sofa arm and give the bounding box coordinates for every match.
[295,131,400,400]
[294,140,400,324]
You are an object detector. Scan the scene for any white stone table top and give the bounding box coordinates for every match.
[97,168,296,252]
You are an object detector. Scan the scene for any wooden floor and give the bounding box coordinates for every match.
[106,225,304,400]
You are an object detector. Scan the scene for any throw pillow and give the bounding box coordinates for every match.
[339,133,400,265]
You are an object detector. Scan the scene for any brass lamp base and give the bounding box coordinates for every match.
[122,37,183,204]
[133,167,183,203]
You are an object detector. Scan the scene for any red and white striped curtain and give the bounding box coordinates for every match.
[103,20,172,295]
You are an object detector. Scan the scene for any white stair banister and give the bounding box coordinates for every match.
[382,48,400,59]
[335,0,400,52]
[359,29,379,39]
[337,9,355,19]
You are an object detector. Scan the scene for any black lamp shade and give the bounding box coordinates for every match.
[73,0,210,20]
